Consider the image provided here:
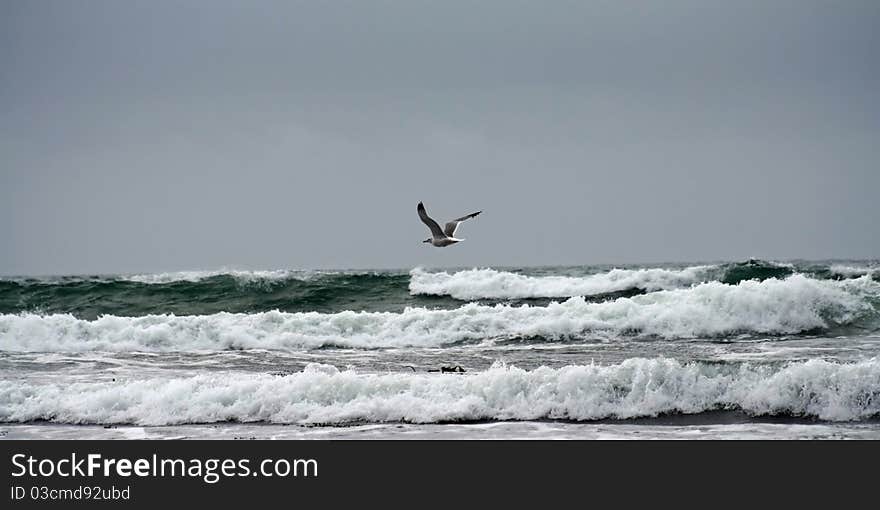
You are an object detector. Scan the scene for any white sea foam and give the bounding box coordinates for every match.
[2,358,878,425]
[122,269,301,284]
[409,266,717,299]
[1,275,876,352]
[830,265,876,279]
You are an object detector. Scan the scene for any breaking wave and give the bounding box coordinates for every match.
[409,260,859,300]
[409,265,717,300]
[2,275,876,352]
[3,358,879,425]
[3,261,875,320]
[829,264,877,279]
[122,269,300,284]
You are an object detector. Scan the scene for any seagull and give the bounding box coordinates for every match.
[418,202,482,247]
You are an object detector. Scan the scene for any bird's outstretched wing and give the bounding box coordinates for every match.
[444,210,482,238]
[418,202,445,239]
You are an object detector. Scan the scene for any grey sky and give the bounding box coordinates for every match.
[2,1,878,275]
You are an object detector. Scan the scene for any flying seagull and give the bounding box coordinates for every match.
[418,202,482,247]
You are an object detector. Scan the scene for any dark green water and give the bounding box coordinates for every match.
[2,259,880,432]
[1,259,875,320]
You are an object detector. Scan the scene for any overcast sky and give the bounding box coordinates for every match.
[2,1,878,275]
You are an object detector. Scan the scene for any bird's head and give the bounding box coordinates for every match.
[422,238,432,243]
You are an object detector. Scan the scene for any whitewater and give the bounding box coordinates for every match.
[2,259,879,439]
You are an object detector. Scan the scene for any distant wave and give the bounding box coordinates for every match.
[829,264,877,279]
[2,275,875,352]
[3,261,874,319]
[409,260,823,300]
[409,265,717,299]
[718,259,794,285]
[122,269,301,284]
[3,358,878,425]
[0,270,415,319]
[0,269,380,286]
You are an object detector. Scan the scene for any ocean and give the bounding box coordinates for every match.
[2,259,879,440]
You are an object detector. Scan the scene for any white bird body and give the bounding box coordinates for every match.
[417,202,481,247]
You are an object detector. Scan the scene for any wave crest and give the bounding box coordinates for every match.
[409,266,716,300]
[2,275,875,352]
[3,358,878,425]
[122,269,300,285]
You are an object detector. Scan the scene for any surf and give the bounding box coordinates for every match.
[3,358,879,425]
[2,274,876,352]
